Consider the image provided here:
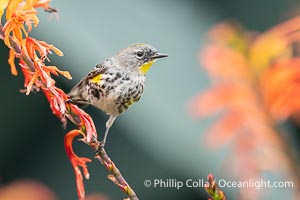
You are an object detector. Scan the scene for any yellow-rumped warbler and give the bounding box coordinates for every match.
[68,43,168,147]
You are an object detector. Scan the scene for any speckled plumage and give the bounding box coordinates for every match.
[68,43,167,147]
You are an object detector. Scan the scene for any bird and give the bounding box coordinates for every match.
[68,43,168,149]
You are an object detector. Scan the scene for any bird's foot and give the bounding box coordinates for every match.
[94,141,105,156]
[65,98,73,103]
[65,98,89,105]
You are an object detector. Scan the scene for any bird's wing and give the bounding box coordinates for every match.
[86,63,108,84]
[68,63,107,99]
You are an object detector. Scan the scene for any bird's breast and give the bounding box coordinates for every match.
[89,71,145,116]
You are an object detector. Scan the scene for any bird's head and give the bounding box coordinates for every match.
[116,43,168,74]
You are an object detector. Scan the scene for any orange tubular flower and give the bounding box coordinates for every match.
[66,104,98,143]
[21,37,69,94]
[25,37,64,60]
[262,58,300,120]
[42,87,68,123]
[64,130,92,200]
[192,18,300,199]
[19,60,35,89]
[31,0,53,10]
[8,49,17,75]
[3,0,38,47]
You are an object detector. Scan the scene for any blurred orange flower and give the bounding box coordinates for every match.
[0,179,108,200]
[192,17,300,199]
[0,180,57,200]
[262,58,300,119]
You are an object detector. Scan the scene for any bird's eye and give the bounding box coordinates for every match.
[136,51,144,58]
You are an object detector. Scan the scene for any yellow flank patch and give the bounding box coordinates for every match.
[90,74,102,83]
[124,98,136,107]
[139,60,156,74]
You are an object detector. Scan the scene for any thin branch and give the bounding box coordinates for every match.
[90,140,139,200]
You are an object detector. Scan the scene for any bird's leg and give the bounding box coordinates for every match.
[95,115,116,154]
[103,115,117,145]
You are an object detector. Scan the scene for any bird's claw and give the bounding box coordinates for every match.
[94,141,105,156]
[65,98,89,105]
[65,98,73,103]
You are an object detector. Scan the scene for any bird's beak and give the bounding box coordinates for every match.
[151,53,168,59]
